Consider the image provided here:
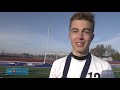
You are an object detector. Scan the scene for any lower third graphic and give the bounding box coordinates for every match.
[6,68,29,75]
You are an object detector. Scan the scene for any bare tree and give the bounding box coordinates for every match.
[90,44,120,61]
[105,44,113,56]
[90,44,106,58]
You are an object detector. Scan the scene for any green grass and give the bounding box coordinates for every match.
[0,66,51,78]
[0,66,120,78]
[112,68,120,78]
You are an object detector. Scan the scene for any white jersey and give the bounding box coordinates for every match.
[49,54,114,78]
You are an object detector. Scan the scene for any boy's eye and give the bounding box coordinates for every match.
[71,28,79,33]
[83,30,91,34]
[72,30,78,33]
[84,31,90,33]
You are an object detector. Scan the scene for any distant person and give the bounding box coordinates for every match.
[49,12,114,78]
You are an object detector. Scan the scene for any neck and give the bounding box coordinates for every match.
[72,50,89,57]
[71,52,90,60]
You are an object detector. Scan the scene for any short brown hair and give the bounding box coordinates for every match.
[69,12,95,33]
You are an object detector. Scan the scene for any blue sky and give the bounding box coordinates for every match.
[0,12,120,55]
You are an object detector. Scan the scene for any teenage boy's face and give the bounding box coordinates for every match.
[69,20,94,55]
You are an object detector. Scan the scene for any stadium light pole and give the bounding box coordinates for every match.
[47,24,50,52]
[43,25,50,64]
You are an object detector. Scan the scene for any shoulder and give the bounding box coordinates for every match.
[52,56,67,67]
[91,54,114,78]
[91,54,111,67]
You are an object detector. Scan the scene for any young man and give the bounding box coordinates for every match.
[49,12,114,78]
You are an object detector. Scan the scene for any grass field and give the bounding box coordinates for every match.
[112,68,120,78]
[0,66,120,78]
[0,66,51,78]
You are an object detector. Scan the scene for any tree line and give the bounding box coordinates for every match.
[90,44,120,61]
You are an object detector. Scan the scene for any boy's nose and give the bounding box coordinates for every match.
[77,32,84,40]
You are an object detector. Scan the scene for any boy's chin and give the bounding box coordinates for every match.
[77,50,86,54]
[77,49,88,54]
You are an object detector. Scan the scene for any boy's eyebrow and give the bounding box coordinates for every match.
[71,28,79,31]
[71,28,91,31]
[83,28,91,31]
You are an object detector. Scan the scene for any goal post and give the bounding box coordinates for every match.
[43,51,69,64]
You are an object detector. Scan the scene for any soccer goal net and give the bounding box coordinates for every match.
[43,51,69,64]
